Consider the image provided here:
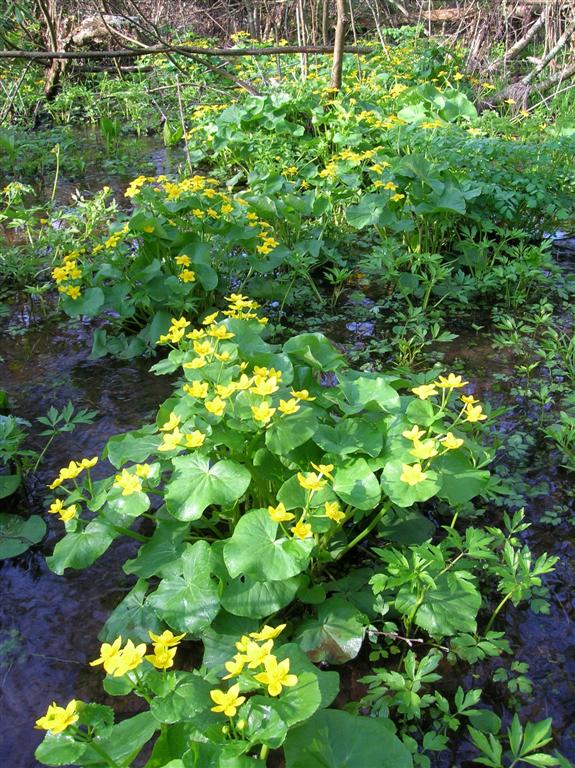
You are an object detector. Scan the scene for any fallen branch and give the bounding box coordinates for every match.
[0,43,372,62]
[485,13,546,73]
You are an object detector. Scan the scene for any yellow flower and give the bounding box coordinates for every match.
[179,269,196,283]
[249,624,286,641]
[441,432,464,450]
[194,340,214,357]
[183,380,209,399]
[278,398,300,415]
[390,193,405,202]
[80,456,98,470]
[311,462,334,480]
[400,463,428,486]
[114,469,142,496]
[205,397,226,417]
[111,639,147,677]
[409,439,438,461]
[215,351,231,362]
[158,428,183,451]
[250,375,280,396]
[89,636,123,675]
[297,472,326,492]
[268,502,295,523]
[233,373,252,390]
[208,324,235,340]
[58,504,78,523]
[159,413,181,432]
[223,654,245,679]
[175,254,191,266]
[149,630,186,647]
[291,520,313,540]
[324,501,345,524]
[145,645,177,670]
[464,403,487,422]
[185,430,206,448]
[290,389,316,401]
[239,639,274,669]
[411,384,439,400]
[143,225,155,233]
[135,464,151,478]
[254,655,298,697]
[461,394,478,405]
[434,373,469,389]
[210,683,246,717]
[216,383,237,399]
[251,401,276,424]
[35,700,79,734]
[67,286,81,300]
[202,311,219,325]
[383,181,397,191]
[402,425,426,442]
[183,357,207,370]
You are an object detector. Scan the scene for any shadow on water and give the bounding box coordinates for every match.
[0,308,174,767]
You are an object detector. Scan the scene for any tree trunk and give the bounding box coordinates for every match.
[330,0,346,90]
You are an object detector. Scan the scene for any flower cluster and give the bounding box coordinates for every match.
[51,251,84,300]
[210,624,297,719]
[400,373,487,486]
[89,629,185,676]
[35,700,79,735]
[48,456,98,490]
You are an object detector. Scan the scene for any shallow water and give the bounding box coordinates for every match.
[0,313,173,767]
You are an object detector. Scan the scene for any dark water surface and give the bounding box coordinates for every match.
[0,314,173,767]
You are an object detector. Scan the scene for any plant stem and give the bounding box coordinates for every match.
[485,590,515,633]
[337,503,389,560]
[259,744,269,762]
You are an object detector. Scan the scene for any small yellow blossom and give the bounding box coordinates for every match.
[464,403,487,422]
[249,624,286,641]
[35,700,79,734]
[400,463,428,486]
[239,639,274,669]
[149,630,186,647]
[435,373,469,389]
[89,636,123,675]
[297,472,327,492]
[183,380,209,399]
[205,397,226,417]
[110,639,147,677]
[311,462,334,480]
[410,439,438,461]
[254,656,298,697]
[291,389,316,401]
[145,645,177,670]
[223,654,245,679]
[441,432,464,450]
[159,413,181,432]
[158,428,183,452]
[175,254,191,266]
[210,683,246,717]
[324,501,345,524]
[402,425,426,442]
[251,401,276,424]
[268,502,295,523]
[411,384,439,400]
[114,469,142,496]
[185,430,206,448]
[278,398,300,415]
[179,269,196,283]
[291,520,313,540]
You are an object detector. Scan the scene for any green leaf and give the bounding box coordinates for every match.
[338,373,400,414]
[105,427,160,469]
[243,696,288,748]
[283,333,347,371]
[165,454,251,521]
[294,597,366,664]
[146,541,220,635]
[314,417,383,458]
[277,643,340,712]
[436,452,490,505]
[81,711,157,766]
[46,519,118,574]
[284,709,412,768]
[265,409,318,456]
[0,513,45,558]
[61,286,105,317]
[377,508,435,544]
[396,572,481,637]
[333,458,381,511]
[151,675,213,724]
[223,508,313,581]
[380,460,440,507]
[0,472,21,499]
[100,579,162,643]
[405,398,439,426]
[124,519,189,579]
[35,734,86,766]
[221,573,302,618]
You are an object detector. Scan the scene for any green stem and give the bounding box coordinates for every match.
[51,144,61,204]
[337,503,390,560]
[108,523,149,543]
[259,744,269,762]
[485,590,515,633]
[75,734,121,768]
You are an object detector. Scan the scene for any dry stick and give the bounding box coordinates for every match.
[175,74,193,175]
[486,12,546,73]
[0,44,371,60]
[0,60,32,123]
[522,16,575,85]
